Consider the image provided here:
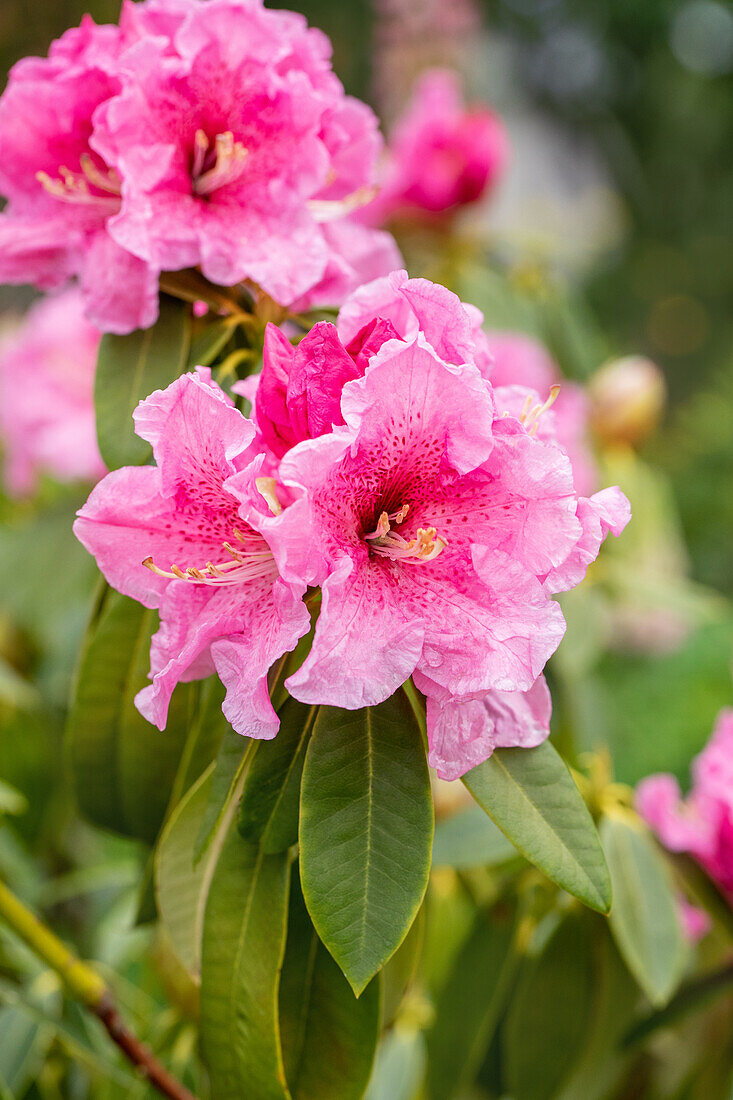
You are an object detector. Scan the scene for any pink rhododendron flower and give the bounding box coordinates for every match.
[424,676,552,781]
[637,709,733,902]
[0,16,159,334]
[74,370,310,738]
[251,270,488,461]
[258,282,629,779]
[486,332,598,498]
[0,289,105,495]
[364,69,508,223]
[0,0,399,332]
[94,0,395,309]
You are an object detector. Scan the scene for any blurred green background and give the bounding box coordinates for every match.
[0,3,731,1096]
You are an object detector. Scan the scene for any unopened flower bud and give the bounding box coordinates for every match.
[589,356,666,446]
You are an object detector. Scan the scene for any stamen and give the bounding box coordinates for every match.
[37,157,121,212]
[192,130,249,197]
[518,384,561,436]
[142,533,274,587]
[308,185,378,223]
[364,505,446,565]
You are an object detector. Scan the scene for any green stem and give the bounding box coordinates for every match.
[0,879,198,1100]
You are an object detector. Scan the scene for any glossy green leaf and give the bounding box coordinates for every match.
[279,873,380,1100]
[239,699,318,853]
[601,814,687,1006]
[432,805,517,869]
[67,591,196,843]
[503,914,595,1100]
[463,742,612,912]
[200,823,292,1100]
[95,295,191,469]
[299,694,433,995]
[427,903,518,1100]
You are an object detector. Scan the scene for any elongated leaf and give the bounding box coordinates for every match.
[503,914,595,1100]
[193,727,254,862]
[156,767,215,976]
[601,814,687,1006]
[463,742,612,912]
[623,960,733,1049]
[239,699,318,853]
[67,591,196,843]
[187,317,238,369]
[432,805,517,869]
[95,295,191,469]
[200,823,292,1100]
[555,925,639,1100]
[279,874,380,1100]
[299,694,433,995]
[365,1031,426,1100]
[427,903,517,1100]
[381,905,424,1027]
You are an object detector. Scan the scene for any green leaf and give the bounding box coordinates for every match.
[555,924,639,1100]
[200,824,292,1100]
[194,728,255,862]
[95,295,191,469]
[279,873,380,1100]
[0,780,28,818]
[426,903,518,1100]
[601,814,687,1006]
[623,960,733,1049]
[239,698,318,853]
[187,317,238,369]
[463,742,612,912]
[365,1031,426,1100]
[380,905,424,1028]
[67,591,196,843]
[299,693,433,995]
[503,914,596,1100]
[156,766,215,976]
[432,805,517,869]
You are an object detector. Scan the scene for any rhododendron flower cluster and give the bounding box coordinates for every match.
[0,289,104,495]
[637,709,733,903]
[0,0,399,333]
[363,68,508,224]
[75,271,630,780]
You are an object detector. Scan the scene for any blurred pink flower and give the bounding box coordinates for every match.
[0,16,159,334]
[637,708,733,902]
[74,370,310,738]
[365,69,508,223]
[0,0,399,332]
[0,289,105,495]
[486,331,598,498]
